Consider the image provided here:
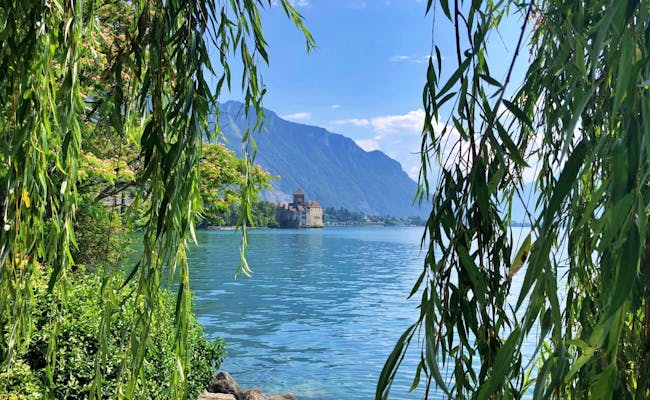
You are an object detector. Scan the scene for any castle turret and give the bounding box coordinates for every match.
[293,188,305,206]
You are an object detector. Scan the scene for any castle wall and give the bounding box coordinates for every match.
[275,208,302,228]
[306,207,323,228]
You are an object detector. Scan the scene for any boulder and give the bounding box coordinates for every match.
[198,391,237,400]
[201,372,298,400]
[211,372,241,397]
[268,394,297,400]
[240,389,268,400]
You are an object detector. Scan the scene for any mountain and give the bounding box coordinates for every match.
[213,101,427,218]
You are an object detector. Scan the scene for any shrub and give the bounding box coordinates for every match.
[0,268,224,399]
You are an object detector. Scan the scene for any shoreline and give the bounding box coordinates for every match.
[199,223,426,230]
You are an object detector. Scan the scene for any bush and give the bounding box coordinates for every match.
[0,268,224,399]
[70,195,126,271]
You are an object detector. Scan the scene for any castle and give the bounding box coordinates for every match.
[275,189,323,228]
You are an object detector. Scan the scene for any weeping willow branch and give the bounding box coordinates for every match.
[1,0,313,398]
[380,0,650,399]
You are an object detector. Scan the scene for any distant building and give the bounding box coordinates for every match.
[275,189,323,228]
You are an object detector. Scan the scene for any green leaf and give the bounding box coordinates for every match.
[409,361,423,392]
[456,244,486,299]
[473,159,490,218]
[409,270,426,298]
[590,364,618,400]
[544,138,589,223]
[438,57,471,99]
[608,221,639,316]
[425,0,434,14]
[376,324,416,400]
[502,100,532,130]
[590,2,620,79]
[564,342,597,384]
[533,355,554,400]
[562,89,593,158]
[476,327,521,400]
[439,0,451,19]
[495,120,529,167]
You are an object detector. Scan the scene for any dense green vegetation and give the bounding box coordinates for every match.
[380,1,650,399]
[0,0,312,398]
[0,268,224,400]
[200,200,280,229]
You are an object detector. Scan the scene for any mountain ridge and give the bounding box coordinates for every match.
[213,101,427,218]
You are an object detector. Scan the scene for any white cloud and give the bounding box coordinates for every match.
[521,156,541,183]
[389,55,430,64]
[355,138,381,152]
[281,112,312,121]
[331,118,370,127]
[330,104,342,109]
[330,110,427,180]
[332,109,426,137]
[370,109,425,137]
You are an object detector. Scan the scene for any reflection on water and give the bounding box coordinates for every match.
[189,227,426,400]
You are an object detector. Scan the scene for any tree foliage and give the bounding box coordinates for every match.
[380,0,650,399]
[199,143,273,227]
[0,0,313,398]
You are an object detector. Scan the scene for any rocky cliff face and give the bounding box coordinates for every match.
[214,101,428,218]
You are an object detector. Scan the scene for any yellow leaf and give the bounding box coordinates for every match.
[22,189,31,209]
[508,233,531,280]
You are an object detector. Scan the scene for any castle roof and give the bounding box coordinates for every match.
[305,200,322,208]
[294,188,305,195]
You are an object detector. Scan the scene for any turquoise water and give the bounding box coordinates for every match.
[189,226,428,399]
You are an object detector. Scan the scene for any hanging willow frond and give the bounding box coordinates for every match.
[380,0,650,399]
[1,0,314,398]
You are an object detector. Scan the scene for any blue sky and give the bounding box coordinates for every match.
[219,0,530,180]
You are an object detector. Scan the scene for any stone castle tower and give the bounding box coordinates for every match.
[293,189,305,206]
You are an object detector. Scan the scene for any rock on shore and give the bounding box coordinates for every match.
[199,372,297,400]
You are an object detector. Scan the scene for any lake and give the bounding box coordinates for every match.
[190,226,428,399]
[189,226,540,399]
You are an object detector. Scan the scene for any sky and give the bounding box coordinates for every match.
[218,0,530,180]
